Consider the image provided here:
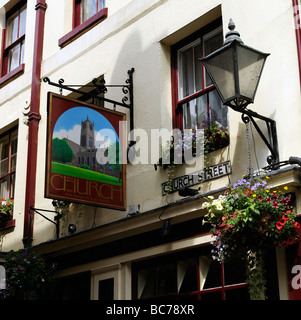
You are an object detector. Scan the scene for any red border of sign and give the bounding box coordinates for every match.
[45,92,127,210]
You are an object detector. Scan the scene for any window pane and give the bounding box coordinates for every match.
[0,176,9,199]
[98,278,114,300]
[194,43,203,92]
[19,6,27,37]
[183,96,208,129]
[178,258,198,294]
[157,262,176,295]
[6,13,18,46]
[81,0,97,22]
[183,100,196,129]
[180,47,194,98]
[10,172,15,198]
[224,258,247,285]
[0,138,9,177]
[20,40,25,64]
[98,0,105,11]
[8,44,21,72]
[202,259,222,289]
[204,30,223,87]
[137,267,155,298]
[209,90,228,128]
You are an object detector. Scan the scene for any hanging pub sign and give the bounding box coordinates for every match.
[162,161,231,195]
[45,92,126,210]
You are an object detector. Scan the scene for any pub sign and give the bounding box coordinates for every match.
[45,92,126,210]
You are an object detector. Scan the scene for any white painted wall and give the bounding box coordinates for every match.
[0,0,299,254]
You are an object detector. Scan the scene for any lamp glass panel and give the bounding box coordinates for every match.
[237,45,266,100]
[203,48,236,103]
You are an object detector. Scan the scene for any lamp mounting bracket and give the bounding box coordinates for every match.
[238,108,279,170]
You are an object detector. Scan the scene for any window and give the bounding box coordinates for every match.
[74,0,105,27]
[2,2,26,77]
[132,248,249,300]
[172,20,228,131]
[91,267,120,300]
[59,1,107,47]
[0,129,17,200]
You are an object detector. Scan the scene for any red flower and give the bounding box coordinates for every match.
[272,201,279,208]
[281,241,288,247]
[266,197,272,203]
[287,237,294,245]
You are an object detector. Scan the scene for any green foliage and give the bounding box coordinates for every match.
[201,176,300,300]
[246,251,267,300]
[52,137,74,163]
[80,163,90,170]
[0,249,55,300]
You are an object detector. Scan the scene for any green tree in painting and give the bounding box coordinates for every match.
[107,142,121,172]
[52,138,74,163]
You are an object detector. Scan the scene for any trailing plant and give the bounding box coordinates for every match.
[201,176,300,299]
[155,119,229,194]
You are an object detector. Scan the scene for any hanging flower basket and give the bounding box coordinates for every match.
[201,176,300,299]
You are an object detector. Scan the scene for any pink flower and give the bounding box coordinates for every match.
[272,201,279,208]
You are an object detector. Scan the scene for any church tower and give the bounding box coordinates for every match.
[80,116,95,149]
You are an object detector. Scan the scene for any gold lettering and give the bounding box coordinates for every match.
[89,181,101,198]
[65,176,76,193]
[99,184,113,200]
[76,179,89,195]
[112,186,123,202]
[50,174,65,191]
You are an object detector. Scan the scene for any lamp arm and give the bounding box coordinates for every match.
[239,108,279,169]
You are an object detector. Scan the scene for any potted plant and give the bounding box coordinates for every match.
[155,118,229,194]
[201,176,300,299]
[202,118,229,154]
[0,199,13,228]
[0,249,55,300]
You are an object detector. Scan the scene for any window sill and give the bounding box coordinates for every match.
[0,219,15,231]
[58,8,108,48]
[0,64,25,88]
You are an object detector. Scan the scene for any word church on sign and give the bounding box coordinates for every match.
[162,161,231,195]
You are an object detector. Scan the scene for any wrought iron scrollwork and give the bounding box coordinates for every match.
[43,68,135,143]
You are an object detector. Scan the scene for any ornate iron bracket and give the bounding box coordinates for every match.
[239,108,279,170]
[43,68,135,143]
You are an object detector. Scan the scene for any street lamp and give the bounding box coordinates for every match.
[201,19,279,170]
[201,19,269,111]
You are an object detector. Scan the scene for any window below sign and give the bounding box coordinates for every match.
[132,248,249,300]
[132,247,280,300]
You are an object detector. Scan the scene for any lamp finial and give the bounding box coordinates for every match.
[224,18,243,44]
